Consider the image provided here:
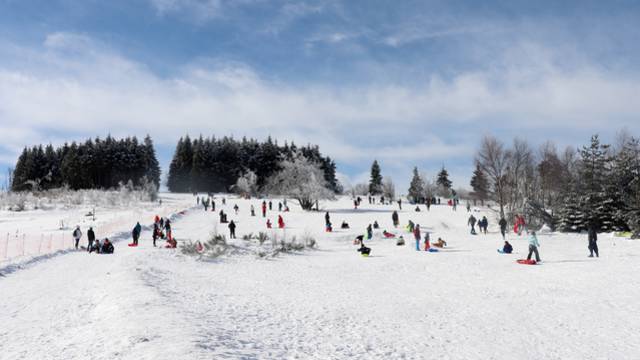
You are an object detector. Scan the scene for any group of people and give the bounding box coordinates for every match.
[72,225,114,254]
[467,215,489,235]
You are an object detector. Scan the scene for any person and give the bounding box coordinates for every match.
[380,196,385,204]
[203,198,209,211]
[325,212,331,226]
[515,215,526,236]
[101,238,114,254]
[267,219,272,229]
[407,220,415,233]
[268,200,272,210]
[159,217,165,230]
[152,222,161,247]
[262,201,267,217]
[326,222,332,232]
[433,237,447,248]
[353,199,359,209]
[396,235,405,246]
[278,215,285,229]
[398,199,402,210]
[73,226,82,249]
[588,224,599,258]
[426,198,431,211]
[366,224,373,240]
[131,222,142,246]
[234,204,239,215]
[212,199,216,212]
[278,202,283,212]
[468,215,477,235]
[228,220,236,239]
[466,202,471,212]
[527,231,541,262]
[414,224,421,251]
[356,237,371,256]
[165,236,177,248]
[90,238,101,254]
[373,221,379,229]
[481,216,489,234]
[219,209,225,223]
[165,219,172,241]
[250,205,255,217]
[222,197,226,205]
[502,241,513,254]
[392,211,399,228]
[424,232,431,251]
[499,217,507,240]
[341,221,350,229]
[415,206,421,212]
[87,227,95,252]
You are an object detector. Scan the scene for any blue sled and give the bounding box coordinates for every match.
[427,248,439,252]
[497,249,512,254]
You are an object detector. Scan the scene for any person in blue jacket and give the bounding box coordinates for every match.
[502,241,513,254]
[526,231,541,262]
[132,222,142,246]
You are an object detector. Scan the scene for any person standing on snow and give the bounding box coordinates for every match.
[392,211,399,228]
[262,201,267,217]
[152,222,160,247]
[366,224,373,240]
[527,231,541,262]
[466,202,471,212]
[468,215,477,235]
[588,224,599,258]
[278,215,285,229]
[269,200,273,211]
[398,199,402,210]
[87,227,95,252]
[414,224,421,250]
[250,205,255,217]
[481,216,489,234]
[325,212,331,227]
[499,217,508,240]
[132,222,142,246]
[228,220,236,239]
[73,226,82,250]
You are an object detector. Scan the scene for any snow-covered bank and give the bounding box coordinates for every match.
[1,196,640,359]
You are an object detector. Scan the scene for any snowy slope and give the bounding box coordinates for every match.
[1,196,640,359]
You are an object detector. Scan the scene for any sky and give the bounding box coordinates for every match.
[1,0,640,192]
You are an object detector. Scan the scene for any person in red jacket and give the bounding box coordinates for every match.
[278,215,285,229]
[262,201,267,218]
[266,219,272,229]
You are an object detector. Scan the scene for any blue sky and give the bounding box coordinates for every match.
[1,0,640,192]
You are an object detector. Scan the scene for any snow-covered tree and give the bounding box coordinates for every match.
[265,153,335,210]
[381,177,395,201]
[475,136,509,218]
[369,160,383,195]
[232,170,258,197]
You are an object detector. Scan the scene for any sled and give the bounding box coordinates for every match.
[497,249,512,254]
[383,232,396,238]
[517,259,537,265]
[128,243,138,247]
[426,248,438,252]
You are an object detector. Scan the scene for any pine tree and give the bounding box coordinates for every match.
[436,166,452,197]
[408,167,424,203]
[577,135,611,230]
[369,160,383,195]
[470,164,489,205]
[558,179,585,232]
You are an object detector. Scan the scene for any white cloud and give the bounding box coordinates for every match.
[1,32,640,189]
[149,0,223,22]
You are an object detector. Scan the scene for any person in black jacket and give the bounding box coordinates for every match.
[588,224,599,257]
[229,220,237,239]
[502,241,513,254]
[87,227,95,252]
[499,217,507,239]
[101,238,114,254]
[392,211,399,228]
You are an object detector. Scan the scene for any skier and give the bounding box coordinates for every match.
[366,224,373,240]
[131,222,142,246]
[499,217,508,240]
[278,215,285,229]
[468,215,477,235]
[228,220,236,239]
[392,211,399,228]
[414,224,421,251]
[526,231,541,262]
[101,238,114,254]
[73,226,82,250]
[588,224,599,258]
[87,226,95,252]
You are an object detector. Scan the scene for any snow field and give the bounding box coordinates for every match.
[1,195,640,359]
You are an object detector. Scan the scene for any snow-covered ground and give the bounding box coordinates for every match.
[1,195,640,359]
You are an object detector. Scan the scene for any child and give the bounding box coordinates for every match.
[502,241,513,254]
[432,237,447,248]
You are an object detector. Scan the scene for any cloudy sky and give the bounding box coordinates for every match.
[1,0,639,191]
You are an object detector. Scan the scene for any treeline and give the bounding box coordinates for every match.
[11,136,161,191]
[167,135,341,194]
[472,133,640,235]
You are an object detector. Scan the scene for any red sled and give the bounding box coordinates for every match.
[128,243,138,247]
[383,231,396,238]
[517,259,537,265]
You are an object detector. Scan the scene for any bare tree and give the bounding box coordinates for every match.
[381,177,396,201]
[475,136,510,218]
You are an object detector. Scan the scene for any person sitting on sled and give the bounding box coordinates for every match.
[165,236,177,248]
[90,238,101,254]
[356,237,371,256]
[502,241,513,254]
[396,235,405,246]
[433,237,447,248]
[101,238,114,254]
[341,221,350,229]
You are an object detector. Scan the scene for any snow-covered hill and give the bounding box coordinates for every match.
[1,195,639,359]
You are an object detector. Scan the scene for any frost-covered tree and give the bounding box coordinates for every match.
[369,160,383,195]
[381,177,395,201]
[232,170,259,197]
[265,153,335,210]
[475,136,509,218]
[408,167,424,203]
[577,135,612,231]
